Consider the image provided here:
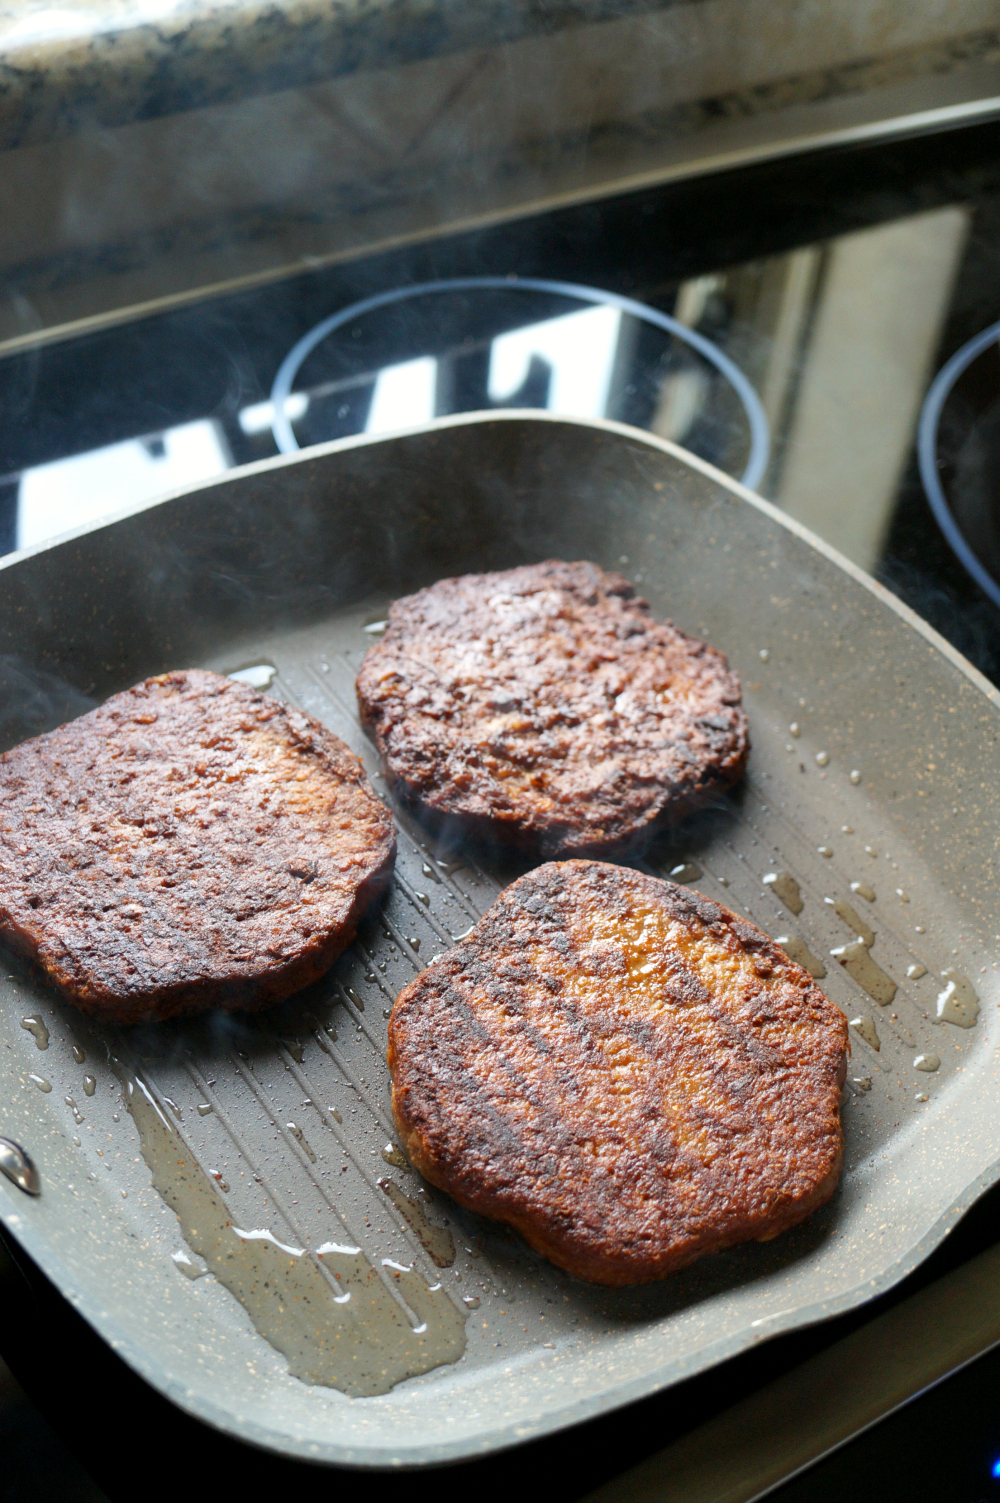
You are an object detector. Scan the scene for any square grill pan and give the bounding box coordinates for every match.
[0,411,998,1467]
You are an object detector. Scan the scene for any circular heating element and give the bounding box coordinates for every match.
[269,277,770,489]
[918,320,1000,609]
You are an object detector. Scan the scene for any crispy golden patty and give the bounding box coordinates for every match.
[389,861,847,1285]
[0,669,395,1022]
[356,560,748,858]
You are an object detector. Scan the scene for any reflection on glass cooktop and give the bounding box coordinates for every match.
[1,121,1000,683]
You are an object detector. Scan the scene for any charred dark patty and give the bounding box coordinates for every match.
[388,860,847,1286]
[0,669,395,1022]
[356,560,748,857]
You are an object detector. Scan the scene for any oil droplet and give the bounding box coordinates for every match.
[72,1135,81,1147]
[197,1102,213,1116]
[935,970,980,1029]
[72,1045,86,1064]
[282,1038,305,1063]
[817,846,833,858]
[841,826,854,834]
[907,964,927,980]
[788,722,801,737]
[287,1123,317,1163]
[382,1142,409,1168]
[20,1016,49,1050]
[421,861,441,884]
[172,1249,209,1280]
[850,882,876,902]
[915,925,926,934]
[118,1073,466,1394]
[64,1096,83,1124]
[463,1295,481,1309]
[864,845,877,857]
[29,1074,51,1093]
[849,1016,880,1051]
[850,771,862,785]
[329,1107,343,1124]
[0,1139,41,1195]
[825,897,875,947]
[345,987,365,1012]
[414,891,430,906]
[914,1054,940,1072]
[210,1169,230,1193]
[763,872,803,915]
[815,751,830,767]
[832,940,897,1005]
[227,663,277,689]
[669,862,703,884]
[915,1092,929,1102]
[363,619,388,635]
[83,1076,96,1097]
[716,875,729,887]
[775,936,827,979]
[896,889,910,904]
[378,1178,455,1267]
[759,649,770,661]
[408,937,421,952]
[852,1077,872,1093]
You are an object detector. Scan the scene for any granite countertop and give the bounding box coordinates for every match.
[0,0,674,148]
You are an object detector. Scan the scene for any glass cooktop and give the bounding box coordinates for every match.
[3,118,1000,688]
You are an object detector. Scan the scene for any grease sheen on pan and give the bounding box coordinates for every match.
[388,861,848,1286]
[0,670,395,1022]
[356,560,748,857]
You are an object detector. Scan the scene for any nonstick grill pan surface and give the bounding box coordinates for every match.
[0,412,998,1467]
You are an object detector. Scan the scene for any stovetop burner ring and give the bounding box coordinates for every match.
[918,319,1000,610]
[268,276,771,490]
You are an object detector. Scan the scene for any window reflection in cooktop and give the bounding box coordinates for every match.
[1,121,1000,679]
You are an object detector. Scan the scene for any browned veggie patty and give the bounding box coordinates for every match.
[356,560,747,857]
[389,860,847,1286]
[0,669,395,1022]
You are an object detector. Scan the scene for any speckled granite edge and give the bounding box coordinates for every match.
[617,26,1000,137]
[5,27,999,306]
[0,0,687,150]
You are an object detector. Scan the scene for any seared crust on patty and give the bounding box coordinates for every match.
[0,669,395,1022]
[389,861,847,1286]
[356,560,748,858]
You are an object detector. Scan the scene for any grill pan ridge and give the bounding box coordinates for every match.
[0,411,997,1467]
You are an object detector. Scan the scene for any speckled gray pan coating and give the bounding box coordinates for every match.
[0,413,997,1468]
